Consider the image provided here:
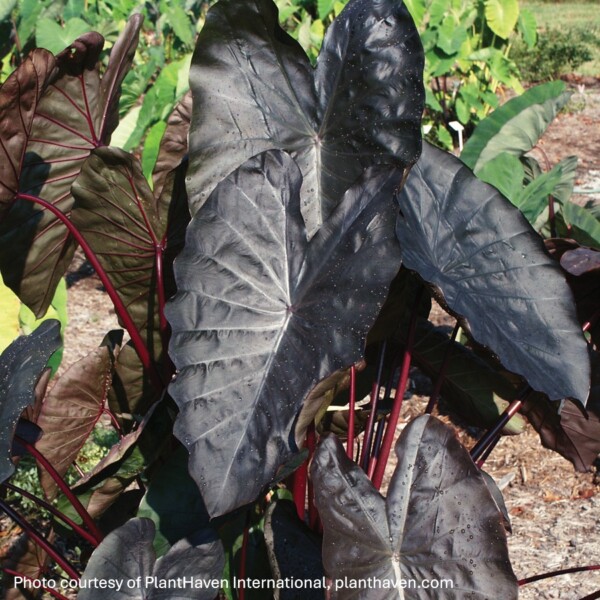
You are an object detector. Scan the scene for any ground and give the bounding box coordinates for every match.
[3,83,599,599]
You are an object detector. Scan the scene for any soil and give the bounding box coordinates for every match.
[3,82,600,599]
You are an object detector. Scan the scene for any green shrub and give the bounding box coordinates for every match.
[513,28,594,80]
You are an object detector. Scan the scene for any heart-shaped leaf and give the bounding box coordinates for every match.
[0,320,62,484]
[187,0,423,235]
[310,415,518,599]
[166,150,402,516]
[79,518,224,600]
[34,345,115,500]
[484,0,519,39]
[0,17,142,317]
[396,142,590,403]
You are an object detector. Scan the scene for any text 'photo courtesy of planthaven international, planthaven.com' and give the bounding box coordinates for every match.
[0,0,595,598]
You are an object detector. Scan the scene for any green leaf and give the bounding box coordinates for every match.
[437,16,467,55]
[0,0,16,22]
[64,0,85,20]
[141,121,167,183]
[561,203,600,250]
[403,0,426,28]
[35,17,93,54]
[476,152,525,202]
[317,0,336,20]
[166,4,194,47]
[461,81,571,173]
[109,105,141,149]
[484,0,519,39]
[518,8,537,48]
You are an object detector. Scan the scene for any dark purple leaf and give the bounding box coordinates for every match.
[0,320,61,484]
[523,354,600,472]
[166,150,402,516]
[560,247,600,277]
[79,518,224,600]
[396,142,590,403]
[0,49,56,218]
[152,90,192,199]
[34,345,114,500]
[0,19,142,317]
[407,319,526,433]
[187,0,423,235]
[71,147,168,356]
[264,498,324,600]
[310,416,518,599]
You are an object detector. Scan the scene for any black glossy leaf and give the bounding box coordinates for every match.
[311,416,518,599]
[264,498,324,600]
[406,319,526,433]
[0,320,61,484]
[79,517,225,600]
[166,150,402,516]
[187,0,423,235]
[396,142,590,403]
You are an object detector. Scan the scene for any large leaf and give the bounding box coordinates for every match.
[0,49,55,218]
[0,18,142,317]
[310,416,518,599]
[166,150,402,516]
[461,81,571,174]
[396,142,590,403]
[187,0,423,235]
[0,320,61,484]
[34,345,114,500]
[484,0,519,39]
[79,518,224,600]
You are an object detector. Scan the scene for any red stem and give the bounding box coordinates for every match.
[470,398,525,464]
[2,569,70,600]
[346,366,356,459]
[306,426,319,531]
[15,436,103,544]
[371,290,422,490]
[519,564,600,586]
[2,483,98,546]
[359,341,387,470]
[425,323,459,414]
[16,193,163,390]
[292,460,308,521]
[0,501,80,580]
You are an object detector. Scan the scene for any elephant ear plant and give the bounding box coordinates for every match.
[0,0,594,597]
